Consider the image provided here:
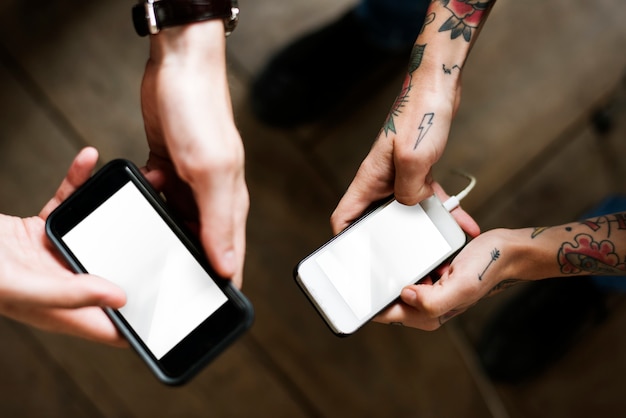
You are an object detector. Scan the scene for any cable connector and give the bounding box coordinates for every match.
[443,170,477,212]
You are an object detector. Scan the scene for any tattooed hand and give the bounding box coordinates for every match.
[376,228,527,330]
[370,182,481,330]
[330,64,459,234]
[330,0,495,235]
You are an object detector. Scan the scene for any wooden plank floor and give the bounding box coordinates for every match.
[0,0,625,416]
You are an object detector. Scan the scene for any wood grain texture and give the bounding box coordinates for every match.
[0,0,624,416]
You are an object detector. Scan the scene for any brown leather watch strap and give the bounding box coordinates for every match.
[132,0,238,37]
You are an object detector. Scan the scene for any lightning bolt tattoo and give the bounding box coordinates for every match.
[414,112,435,150]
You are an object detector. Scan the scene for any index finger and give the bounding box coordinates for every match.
[194,169,249,287]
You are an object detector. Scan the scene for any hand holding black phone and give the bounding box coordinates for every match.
[46,159,254,385]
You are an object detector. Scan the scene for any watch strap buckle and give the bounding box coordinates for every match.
[224,1,239,37]
[132,0,156,37]
[144,0,160,35]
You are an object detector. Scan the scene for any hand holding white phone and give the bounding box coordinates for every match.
[294,195,466,335]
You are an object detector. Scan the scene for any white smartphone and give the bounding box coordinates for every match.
[294,195,466,336]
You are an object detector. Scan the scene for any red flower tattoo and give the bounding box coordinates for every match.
[439,0,491,42]
[558,233,626,275]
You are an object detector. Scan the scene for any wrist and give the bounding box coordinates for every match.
[474,228,544,286]
[406,44,463,111]
[413,0,495,82]
[503,227,561,282]
[148,19,226,66]
[142,20,233,123]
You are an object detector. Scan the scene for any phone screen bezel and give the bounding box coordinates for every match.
[294,195,466,336]
[45,159,253,385]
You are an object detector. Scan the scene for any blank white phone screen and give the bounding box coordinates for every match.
[63,181,228,359]
[315,201,451,320]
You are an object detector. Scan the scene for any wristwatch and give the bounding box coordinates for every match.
[132,0,239,37]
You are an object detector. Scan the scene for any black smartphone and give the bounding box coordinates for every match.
[46,159,254,385]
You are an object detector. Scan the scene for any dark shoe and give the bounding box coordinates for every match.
[476,277,607,384]
[250,10,413,128]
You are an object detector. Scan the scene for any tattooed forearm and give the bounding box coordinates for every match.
[535,213,626,240]
[580,213,626,238]
[414,112,435,149]
[558,233,626,276]
[438,0,495,42]
[531,212,626,278]
[478,248,500,281]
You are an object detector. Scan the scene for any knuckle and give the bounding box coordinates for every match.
[419,298,441,318]
[394,146,421,166]
[178,149,244,183]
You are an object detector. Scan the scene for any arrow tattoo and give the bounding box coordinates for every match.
[478,248,501,281]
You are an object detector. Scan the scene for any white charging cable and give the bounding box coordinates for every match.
[443,170,477,212]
